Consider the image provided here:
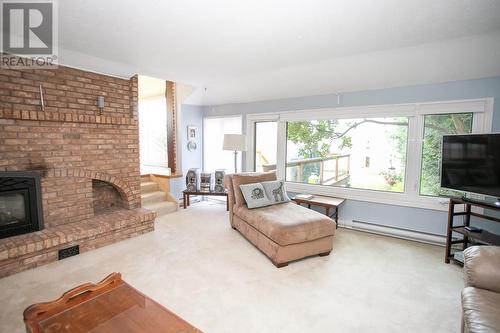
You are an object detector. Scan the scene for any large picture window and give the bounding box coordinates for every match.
[247,99,491,210]
[286,117,408,192]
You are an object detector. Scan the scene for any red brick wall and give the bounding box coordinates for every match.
[0,66,134,116]
[0,64,141,228]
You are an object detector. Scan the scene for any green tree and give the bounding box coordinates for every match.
[287,120,337,158]
[287,119,407,157]
[287,120,337,181]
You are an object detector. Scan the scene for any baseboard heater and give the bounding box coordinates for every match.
[346,220,446,246]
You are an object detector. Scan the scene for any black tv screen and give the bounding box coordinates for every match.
[441,133,500,197]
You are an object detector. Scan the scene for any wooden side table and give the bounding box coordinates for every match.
[183,190,229,211]
[292,195,345,229]
[24,273,202,333]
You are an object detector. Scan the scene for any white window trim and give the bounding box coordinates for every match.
[245,98,494,211]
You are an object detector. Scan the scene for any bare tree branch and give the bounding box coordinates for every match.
[317,119,407,139]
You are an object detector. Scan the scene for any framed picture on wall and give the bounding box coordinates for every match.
[187,126,197,140]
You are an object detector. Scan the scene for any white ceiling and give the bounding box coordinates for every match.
[58,0,500,105]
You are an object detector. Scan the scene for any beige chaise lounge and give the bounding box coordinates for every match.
[224,171,335,267]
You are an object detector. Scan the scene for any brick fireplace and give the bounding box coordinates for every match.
[0,63,156,277]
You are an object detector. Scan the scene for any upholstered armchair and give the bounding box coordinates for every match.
[461,246,500,332]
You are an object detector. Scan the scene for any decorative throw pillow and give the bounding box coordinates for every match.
[239,183,272,209]
[261,180,290,204]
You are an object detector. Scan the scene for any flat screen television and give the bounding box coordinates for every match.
[441,133,500,199]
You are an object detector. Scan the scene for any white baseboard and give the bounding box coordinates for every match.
[339,219,446,246]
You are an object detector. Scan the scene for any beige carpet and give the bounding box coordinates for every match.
[0,201,463,333]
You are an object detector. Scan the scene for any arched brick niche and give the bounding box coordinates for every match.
[42,168,138,227]
[88,171,136,210]
[92,179,127,214]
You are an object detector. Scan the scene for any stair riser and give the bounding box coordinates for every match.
[140,182,159,193]
[142,192,167,205]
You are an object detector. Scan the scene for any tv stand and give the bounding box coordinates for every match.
[461,196,500,209]
[445,197,500,264]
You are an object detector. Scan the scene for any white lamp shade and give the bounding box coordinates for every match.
[223,134,246,151]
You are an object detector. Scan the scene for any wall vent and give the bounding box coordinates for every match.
[58,245,80,260]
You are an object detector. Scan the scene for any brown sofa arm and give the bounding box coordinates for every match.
[463,246,500,293]
[224,175,235,225]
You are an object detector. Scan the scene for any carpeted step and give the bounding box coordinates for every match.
[143,201,177,216]
[141,191,166,205]
[140,181,159,194]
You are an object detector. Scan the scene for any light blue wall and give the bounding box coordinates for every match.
[204,77,500,236]
[205,77,500,130]
[170,104,206,199]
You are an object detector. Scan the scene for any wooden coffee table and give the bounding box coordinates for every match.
[292,195,345,228]
[24,273,202,333]
[183,189,228,211]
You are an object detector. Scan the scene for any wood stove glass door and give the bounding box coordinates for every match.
[0,189,31,238]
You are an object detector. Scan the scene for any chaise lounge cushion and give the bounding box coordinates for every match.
[235,202,335,246]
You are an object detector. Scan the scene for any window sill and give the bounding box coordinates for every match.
[149,173,183,179]
[285,182,450,212]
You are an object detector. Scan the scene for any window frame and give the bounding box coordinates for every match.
[246,113,280,172]
[418,112,475,197]
[139,96,168,170]
[253,120,279,173]
[245,98,494,211]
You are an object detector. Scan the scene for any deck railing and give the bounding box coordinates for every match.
[262,154,350,185]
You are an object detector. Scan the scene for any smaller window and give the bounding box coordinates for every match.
[419,112,474,197]
[254,121,278,172]
[139,98,168,174]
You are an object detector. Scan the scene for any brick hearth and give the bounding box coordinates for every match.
[0,62,157,277]
[0,209,156,277]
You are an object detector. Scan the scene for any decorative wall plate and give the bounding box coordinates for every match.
[187,140,197,151]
